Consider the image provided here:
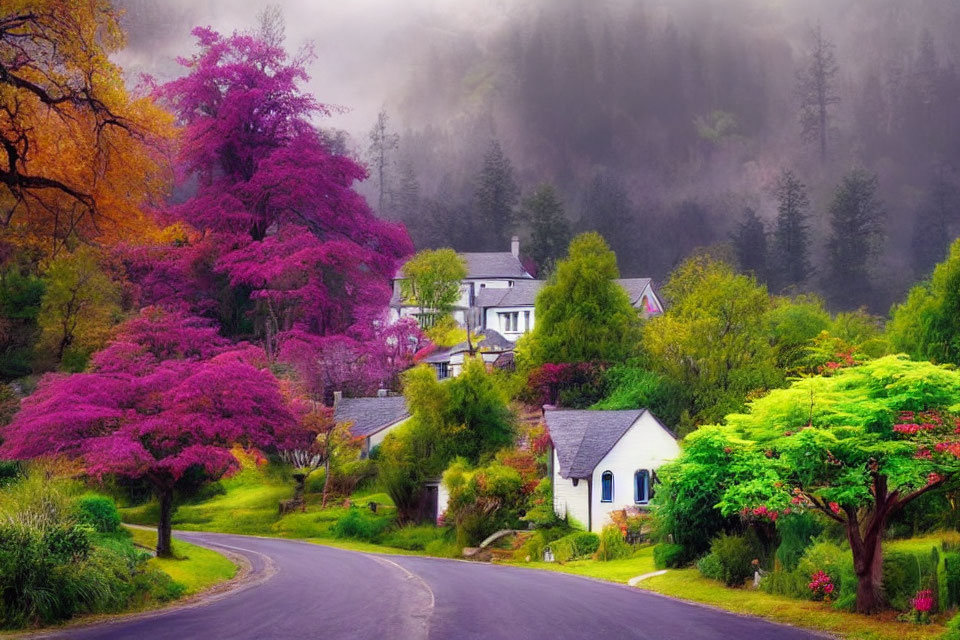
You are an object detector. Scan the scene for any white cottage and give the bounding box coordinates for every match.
[545,408,680,533]
[333,396,410,456]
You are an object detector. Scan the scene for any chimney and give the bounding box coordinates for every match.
[333,391,342,406]
[377,388,388,398]
[510,235,520,258]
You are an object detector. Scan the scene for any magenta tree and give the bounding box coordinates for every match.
[155,27,412,359]
[0,307,307,557]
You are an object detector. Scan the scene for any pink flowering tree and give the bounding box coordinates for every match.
[0,308,308,557]
[660,356,960,614]
[155,27,411,360]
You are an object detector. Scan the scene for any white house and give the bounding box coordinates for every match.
[545,408,680,533]
[333,395,410,456]
[389,238,665,377]
[420,329,514,380]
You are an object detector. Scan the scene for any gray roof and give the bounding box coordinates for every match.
[615,278,653,305]
[334,396,409,438]
[475,280,545,308]
[394,252,533,280]
[421,329,514,363]
[546,409,669,478]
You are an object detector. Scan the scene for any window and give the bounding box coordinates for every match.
[601,471,613,502]
[523,310,531,332]
[499,311,520,333]
[435,362,449,379]
[634,470,650,504]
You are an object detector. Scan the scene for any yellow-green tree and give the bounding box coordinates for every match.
[37,247,119,369]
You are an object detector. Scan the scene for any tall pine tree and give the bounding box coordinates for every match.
[731,208,768,281]
[522,183,570,275]
[772,169,813,291]
[823,169,885,308]
[796,23,840,161]
[911,167,960,277]
[474,139,520,250]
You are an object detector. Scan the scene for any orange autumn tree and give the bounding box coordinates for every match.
[1,0,174,258]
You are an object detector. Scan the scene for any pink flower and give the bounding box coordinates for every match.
[829,502,841,515]
[912,590,934,613]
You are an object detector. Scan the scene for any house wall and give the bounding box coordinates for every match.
[483,305,535,341]
[367,418,409,452]
[436,481,450,525]
[587,411,680,532]
[551,447,590,529]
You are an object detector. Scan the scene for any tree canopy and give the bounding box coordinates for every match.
[519,232,639,367]
[659,356,960,612]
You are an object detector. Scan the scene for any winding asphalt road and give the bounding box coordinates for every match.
[35,531,826,640]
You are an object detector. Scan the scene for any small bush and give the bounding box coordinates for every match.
[774,513,821,570]
[332,508,390,542]
[709,533,755,587]
[550,531,600,563]
[382,525,447,551]
[697,553,724,581]
[653,543,685,569]
[595,525,632,561]
[945,552,960,609]
[883,547,940,612]
[76,495,122,533]
[0,460,21,486]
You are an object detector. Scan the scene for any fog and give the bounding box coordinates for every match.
[115,0,960,311]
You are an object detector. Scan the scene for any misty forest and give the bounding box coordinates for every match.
[121,0,960,312]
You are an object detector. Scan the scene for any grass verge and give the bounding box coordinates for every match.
[126,527,237,596]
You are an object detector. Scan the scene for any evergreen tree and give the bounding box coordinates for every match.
[518,232,640,366]
[474,139,520,250]
[911,167,960,278]
[771,169,813,291]
[823,169,885,308]
[580,172,632,263]
[731,208,767,281]
[368,109,399,213]
[522,183,570,275]
[796,23,840,161]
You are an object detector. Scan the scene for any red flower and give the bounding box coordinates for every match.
[829,502,841,515]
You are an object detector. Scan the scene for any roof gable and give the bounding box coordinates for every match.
[394,251,533,280]
[334,396,409,438]
[546,409,646,478]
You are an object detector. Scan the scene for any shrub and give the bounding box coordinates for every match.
[709,533,755,587]
[697,553,724,581]
[654,543,685,569]
[595,525,632,561]
[774,513,821,570]
[332,508,390,542]
[75,495,122,533]
[882,547,941,612]
[550,531,601,563]
[945,552,960,609]
[382,525,447,551]
[0,460,20,486]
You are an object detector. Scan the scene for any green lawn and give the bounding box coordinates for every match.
[126,526,237,596]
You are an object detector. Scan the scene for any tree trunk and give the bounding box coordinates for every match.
[321,458,331,509]
[847,507,887,613]
[157,487,175,558]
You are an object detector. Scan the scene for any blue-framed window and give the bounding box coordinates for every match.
[634,469,650,504]
[601,471,614,502]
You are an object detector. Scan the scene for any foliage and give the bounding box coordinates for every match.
[0,0,174,259]
[518,233,639,367]
[400,248,467,323]
[823,169,885,308]
[523,477,559,528]
[593,363,686,427]
[0,307,307,556]
[332,508,392,543]
[523,183,571,275]
[643,253,781,428]
[764,295,831,373]
[474,139,520,250]
[654,543,686,569]
[706,533,757,587]
[771,169,813,291]
[37,247,120,369]
[731,208,768,281]
[525,361,607,408]
[0,266,44,380]
[673,356,960,612]
[155,25,411,359]
[889,238,960,366]
[382,525,449,551]
[0,472,177,629]
[443,457,526,546]
[773,512,822,571]
[75,495,122,534]
[551,531,601,563]
[595,524,632,561]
